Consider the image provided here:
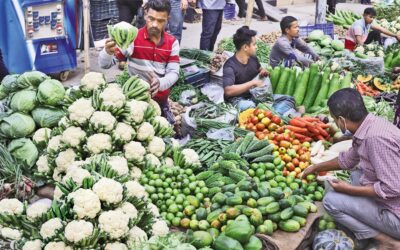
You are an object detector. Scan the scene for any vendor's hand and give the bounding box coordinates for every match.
[148,72,160,97]
[181,0,188,10]
[252,79,264,88]
[302,164,317,179]
[259,68,269,77]
[105,39,116,55]
[328,179,353,194]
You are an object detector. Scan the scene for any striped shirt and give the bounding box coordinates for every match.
[338,114,400,215]
[99,27,180,102]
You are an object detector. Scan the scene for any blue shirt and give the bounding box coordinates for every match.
[200,0,226,10]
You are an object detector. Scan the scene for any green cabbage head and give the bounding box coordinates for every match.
[8,138,38,167]
[0,113,36,138]
[10,89,37,113]
[16,71,49,88]
[37,79,66,106]
[31,106,65,128]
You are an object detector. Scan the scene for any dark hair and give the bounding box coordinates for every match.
[327,88,368,122]
[364,7,376,17]
[144,0,171,14]
[280,16,297,34]
[233,26,257,51]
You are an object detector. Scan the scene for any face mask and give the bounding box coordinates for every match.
[339,116,353,136]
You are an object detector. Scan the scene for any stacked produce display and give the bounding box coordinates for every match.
[1,6,400,249]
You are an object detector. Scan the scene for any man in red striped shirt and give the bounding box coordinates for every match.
[99,0,180,123]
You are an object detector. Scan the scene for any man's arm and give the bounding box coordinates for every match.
[372,24,400,41]
[222,65,262,97]
[98,39,131,69]
[159,40,180,91]
[328,179,378,197]
[355,35,365,46]
[276,38,314,67]
[367,137,400,199]
[294,38,320,61]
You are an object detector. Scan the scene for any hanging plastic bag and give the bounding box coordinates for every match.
[201,83,224,104]
[179,89,199,106]
[206,127,235,141]
[249,76,273,103]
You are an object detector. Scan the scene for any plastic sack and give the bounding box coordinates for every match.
[249,76,273,103]
[181,103,204,136]
[201,83,224,104]
[206,127,235,141]
[345,50,384,75]
[384,37,397,50]
[179,90,198,106]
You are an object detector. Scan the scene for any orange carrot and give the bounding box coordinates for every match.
[307,125,320,136]
[316,126,329,137]
[317,123,330,129]
[287,125,308,134]
[302,116,319,122]
[294,133,307,140]
[316,135,325,141]
[289,119,307,128]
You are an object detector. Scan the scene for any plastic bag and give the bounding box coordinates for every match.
[249,76,273,103]
[345,50,384,75]
[179,90,198,106]
[206,127,235,141]
[201,83,224,104]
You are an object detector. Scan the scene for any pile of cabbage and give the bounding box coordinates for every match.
[0,71,66,167]
[307,30,345,57]
[0,72,202,249]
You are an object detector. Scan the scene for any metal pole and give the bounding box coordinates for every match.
[83,0,90,72]
[245,0,255,27]
[315,0,327,24]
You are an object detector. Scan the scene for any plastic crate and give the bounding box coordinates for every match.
[299,23,334,39]
[90,0,119,21]
[185,68,210,88]
[91,18,117,41]
[224,3,236,20]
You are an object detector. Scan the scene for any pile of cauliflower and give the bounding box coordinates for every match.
[354,43,384,58]
[0,72,192,248]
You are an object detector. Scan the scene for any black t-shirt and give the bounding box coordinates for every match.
[223,55,261,100]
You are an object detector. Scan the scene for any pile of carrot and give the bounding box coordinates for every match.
[355,81,379,97]
[286,116,331,142]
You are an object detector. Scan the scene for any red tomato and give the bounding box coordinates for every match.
[271,116,282,125]
[256,123,265,131]
[264,110,273,119]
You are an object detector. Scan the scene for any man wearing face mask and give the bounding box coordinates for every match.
[303,88,400,249]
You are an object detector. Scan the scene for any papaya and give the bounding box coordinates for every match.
[224,220,253,243]
[213,235,244,250]
[243,235,263,250]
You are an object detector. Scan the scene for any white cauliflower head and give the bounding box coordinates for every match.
[113,122,136,142]
[36,155,50,173]
[366,51,376,57]
[100,84,126,109]
[182,148,200,165]
[90,111,117,132]
[52,167,63,182]
[126,100,149,124]
[68,189,101,219]
[1,227,21,240]
[130,167,142,180]
[0,198,23,215]
[61,126,86,147]
[377,50,384,57]
[68,98,95,124]
[64,220,94,243]
[55,149,77,172]
[33,128,52,145]
[164,157,174,167]
[117,202,138,220]
[93,178,123,204]
[53,186,64,201]
[127,226,148,248]
[40,218,63,239]
[149,99,162,116]
[58,116,71,128]
[148,203,160,217]
[80,72,106,91]
[22,239,42,250]
[44,242,72,250]
[153,116,170,128]
[99,210,129,239]
[145,154,161,167]
[366,44,375,50]
[124,141,146,162]
[105,242,128,250]
[27,202,50,221]
[108,156,129,176]
[354,46,365,54]
[136,122,155,141]
[147,136,165,157]
[125,180,147,198]
[47,135,62,153]
[87,133,112,154]
[63,166,91,186]
[152,220,169,236]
